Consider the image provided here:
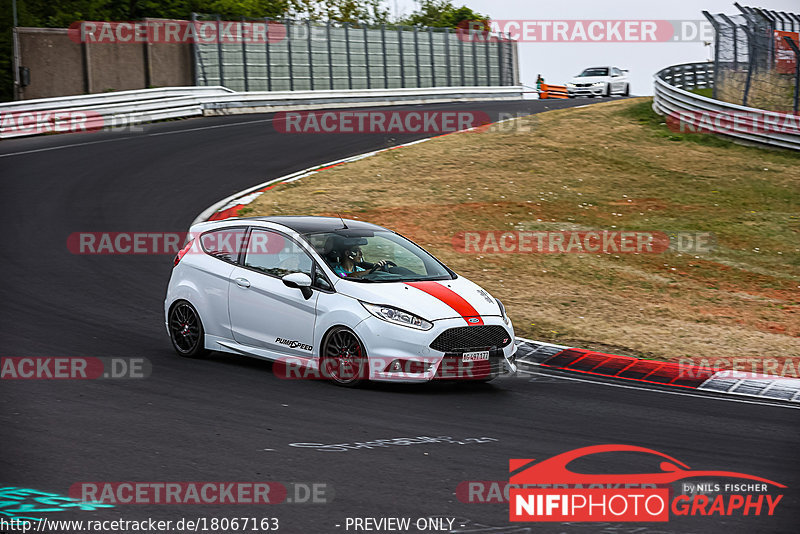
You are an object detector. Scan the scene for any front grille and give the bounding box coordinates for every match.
[430,325,512,353]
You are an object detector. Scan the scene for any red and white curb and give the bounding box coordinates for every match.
[516,339,800,403]
[191,122,799,405]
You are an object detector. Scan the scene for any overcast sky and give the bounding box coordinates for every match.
[392,0,799,95]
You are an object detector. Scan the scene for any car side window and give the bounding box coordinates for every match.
[244,229,314,278]
[200,228,246,264]
[612,67,621,77]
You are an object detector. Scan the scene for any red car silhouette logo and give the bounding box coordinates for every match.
[510,444,785,487]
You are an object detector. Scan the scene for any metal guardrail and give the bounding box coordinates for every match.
[653,61,800,151]
[0,86,234,139]
[0,86,235,113]
[203,85,524,114]
[0,85,522,139]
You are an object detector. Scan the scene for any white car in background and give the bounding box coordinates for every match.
[164,216,517,386]
[567,66,630,98]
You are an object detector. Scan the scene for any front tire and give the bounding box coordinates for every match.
[168,301,208,358]
[322,327,367,387]
[605,83,611,97]
[623,83,630,96]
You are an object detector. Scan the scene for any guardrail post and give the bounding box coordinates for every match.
[381,24,389,89]
[429,27,436,87]
[485,32,491,85]
[414,26,421,87]
[759,9,777,67]
[498,33,505,86]
[783,35,800,114]
[364,24,371,89]
[719,14,739,71]
[216,14,225,87]
[308,20,315,91]
[241,17,249,92]
[472,31,478,86]
[191,13,201,86]
[702,11,721,99]
[82,40,92,93]
[445,28,451,87]
[11,0,19,98]
[265,18,272,91]
[327,21,334,90]
[459,29,465,86]
[286,18,294,91]
[741,25,755,106]
[345,22,352,89]
[398,27,405,87]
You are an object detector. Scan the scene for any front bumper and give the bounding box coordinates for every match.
[353,315,517,382]
[567,85,605,96]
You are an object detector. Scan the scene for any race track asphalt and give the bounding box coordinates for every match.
[1,98,798,534]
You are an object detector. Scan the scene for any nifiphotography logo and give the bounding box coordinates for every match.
[509,445,785,523]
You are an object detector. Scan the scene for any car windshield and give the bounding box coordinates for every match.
[578,68,609,77]
[303,229,455,283]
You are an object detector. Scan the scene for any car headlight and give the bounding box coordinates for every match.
[361,302,433,331]
[592,82,605,87]
[495,298,511,326]
[566,83,575,87]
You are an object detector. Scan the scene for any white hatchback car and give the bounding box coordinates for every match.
[164,217,517,386]
[567,66,630,98]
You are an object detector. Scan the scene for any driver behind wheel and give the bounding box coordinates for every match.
[331,246,389,278]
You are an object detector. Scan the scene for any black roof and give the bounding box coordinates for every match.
[244,216,386,234]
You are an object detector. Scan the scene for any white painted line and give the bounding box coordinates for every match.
[517,367,800,410]
[0,117,277,159]
[515,337,570,350]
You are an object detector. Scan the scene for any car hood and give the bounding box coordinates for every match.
[334,276,502,322]
[569,76,608,84]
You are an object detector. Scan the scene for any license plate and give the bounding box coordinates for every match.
[462,351,490,362]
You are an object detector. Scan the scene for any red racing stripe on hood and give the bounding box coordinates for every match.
[406,281,484,325]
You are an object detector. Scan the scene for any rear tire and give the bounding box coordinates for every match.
[168,301,208,358]
[322,327,367,387]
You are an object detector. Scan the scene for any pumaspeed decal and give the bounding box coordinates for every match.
[275,338,313,351]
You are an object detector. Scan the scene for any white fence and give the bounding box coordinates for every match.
[0,85,522,139]
[653,62,800,151]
